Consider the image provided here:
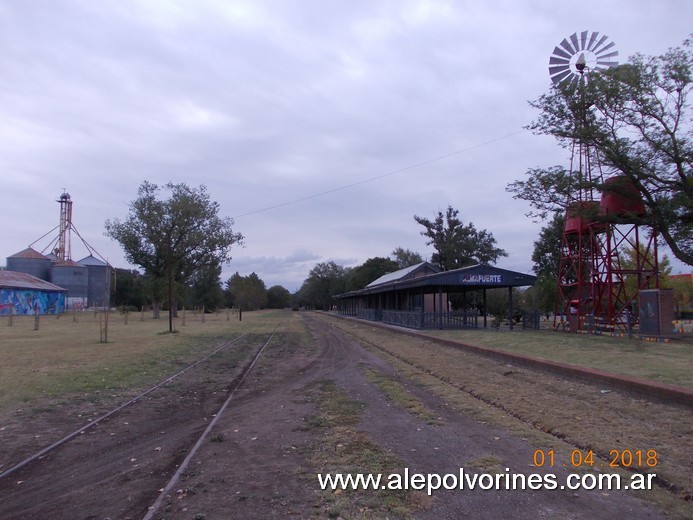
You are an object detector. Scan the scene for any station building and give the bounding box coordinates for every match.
[334,262,537,330]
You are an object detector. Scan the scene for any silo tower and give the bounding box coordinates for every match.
[56,191,73,261]
[549,31,660,333]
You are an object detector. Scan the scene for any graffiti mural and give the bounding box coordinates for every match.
[0,289,65,315]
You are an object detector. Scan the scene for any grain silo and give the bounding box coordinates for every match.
[78,255,112,308]
[51,259,88,309]
[6,248,52,281]
[5,192,114,311]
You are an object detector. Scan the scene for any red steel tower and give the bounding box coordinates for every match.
[549,31,659,333]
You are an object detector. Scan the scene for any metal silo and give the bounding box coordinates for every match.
[6,248,52,281]
[51,259,88,310]
[78,255,112,308]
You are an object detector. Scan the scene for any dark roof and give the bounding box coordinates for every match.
[336,263,536,298]
[8,247,49,260]
[397,264,536,291]
[0,271,66,291]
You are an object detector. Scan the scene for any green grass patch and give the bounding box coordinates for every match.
[422,329,693,388]
[302,379,428,519]
[362,367,445,425]
[465,454,504,474]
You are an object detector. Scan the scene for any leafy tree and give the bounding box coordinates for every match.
[297,261,349,310]
[226,272,267,311]
[618,244,672,297]
[485,287,529,325]
[507,38,692,266]
[530,273,560,315]
[266,285,292,309]
[531,212,565,279]
[112,268,148,309]
[105,181,243,331]
[187,264,224,312]
[527,212,564,313]
[391,247,424,268]
[666,274,693,318]
[414,205,507,270]
[345,257,400,291]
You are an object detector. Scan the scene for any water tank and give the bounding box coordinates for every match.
[564,201,600,234]
[51,259,88,307]
[599,176,646,220]
[78,255,112,308]
[6,248,52,281]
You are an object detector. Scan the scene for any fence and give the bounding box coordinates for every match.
[381,310,479,330]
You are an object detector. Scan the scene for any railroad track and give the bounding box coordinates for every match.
[142,329,276,519]
[0,325,282,519]
[0,333,250,481]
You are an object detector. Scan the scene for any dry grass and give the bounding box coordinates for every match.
[301,379,427,519]
[425,328,693,388]
[320,314,693,520]
[362,367,445,426]
[0,309,287,410]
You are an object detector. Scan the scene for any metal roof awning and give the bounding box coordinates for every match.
[0,271,66,291]
[336,263,536,298]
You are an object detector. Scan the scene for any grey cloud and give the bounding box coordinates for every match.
[2,0,691,291]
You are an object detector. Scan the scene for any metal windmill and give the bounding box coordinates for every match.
[549,31,619,86]
[549,31,659,334]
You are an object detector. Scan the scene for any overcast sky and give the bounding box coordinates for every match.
[1,0,690,291]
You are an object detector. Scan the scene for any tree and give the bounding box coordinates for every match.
[531,212,564,279]
[507,38,692,266]
[414,205,507,270]
[105,181,243,332]
[187,264,224,312]
[345,257,400,291]
[391,247,424,269]
[297,261,349,310]
[666,274,693,318]
[112,268,148,310]
[266,285,292,309]
[529,212,565,313]
[618,244,672,298]
[226,272,267,311]
[527,274,559,315]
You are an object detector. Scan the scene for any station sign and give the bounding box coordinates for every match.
[460,274,503,284]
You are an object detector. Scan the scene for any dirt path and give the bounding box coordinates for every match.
[157,313,669,519]
[0,313,683,519]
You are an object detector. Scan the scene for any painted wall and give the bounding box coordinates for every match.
[0,289,65,315]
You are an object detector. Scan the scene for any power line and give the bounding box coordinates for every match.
[231,129,526,219]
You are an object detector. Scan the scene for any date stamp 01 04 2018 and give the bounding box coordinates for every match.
[532,449,658,470]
